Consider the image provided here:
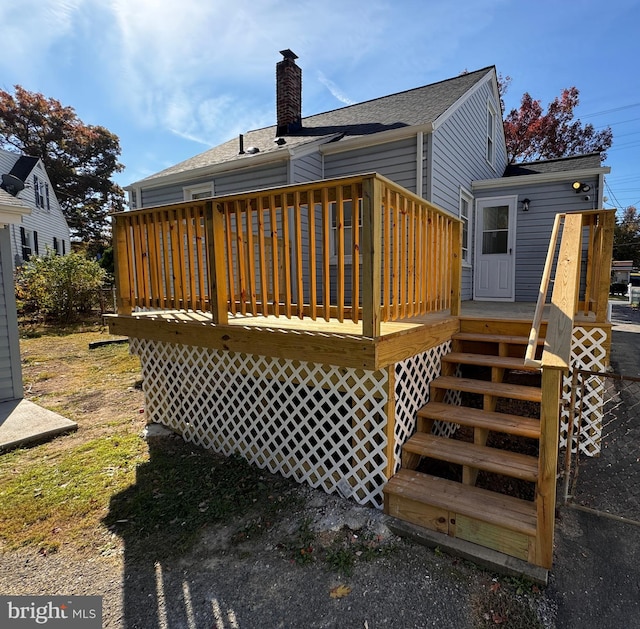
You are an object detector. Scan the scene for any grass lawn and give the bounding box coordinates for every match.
[0,317,297,559]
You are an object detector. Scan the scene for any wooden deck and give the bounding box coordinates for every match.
[106,307,460,371]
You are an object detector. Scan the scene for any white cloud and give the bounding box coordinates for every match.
[317,73,355,106]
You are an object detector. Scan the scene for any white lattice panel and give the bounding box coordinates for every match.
[130,338,389,508]
[561,326,608,456]
[393,342,454,474]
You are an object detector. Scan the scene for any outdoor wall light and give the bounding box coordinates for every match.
[572,181,591,193]
[521,198,531,211]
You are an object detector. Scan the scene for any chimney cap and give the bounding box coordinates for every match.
[279,49,298,60]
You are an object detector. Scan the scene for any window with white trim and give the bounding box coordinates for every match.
[183,183,214,201]
[20,227,34,261]
[486,102,497,166]
[460,190,473,266]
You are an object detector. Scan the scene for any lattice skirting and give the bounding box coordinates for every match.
[561,326,609,456]
[130,338,390,508]
[393,342,455,475]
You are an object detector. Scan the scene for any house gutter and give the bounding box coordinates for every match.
[472,166,610,190]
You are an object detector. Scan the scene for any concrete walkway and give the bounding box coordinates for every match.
[0,398,77,452]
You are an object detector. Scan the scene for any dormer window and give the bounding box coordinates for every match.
[486,102,497,166]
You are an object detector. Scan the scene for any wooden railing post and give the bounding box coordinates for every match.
[113,215,132,315]
[206,201,229,325]
[362,176,382,338]
[450,219,462,317]
[536,366,563,569]
[595,210,615,322]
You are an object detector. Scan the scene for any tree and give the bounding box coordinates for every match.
[613,206,640,267]
[503,86,613,164]
[0,85,125,241]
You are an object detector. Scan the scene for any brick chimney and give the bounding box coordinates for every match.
[276,49,302,136]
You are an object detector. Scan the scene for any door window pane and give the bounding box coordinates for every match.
[482,205,509,254]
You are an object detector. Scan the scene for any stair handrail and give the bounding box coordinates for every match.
[524,213,564,367]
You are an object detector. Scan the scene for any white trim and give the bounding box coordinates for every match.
[473,166,611,190]
[431,69,495,131]
[485,99,497,170]
[416,131,424,198]
[473,195,517,301]
[126,135,342,192]
[127,151,289,191]
[0,204,31,226]
[183,182,214,201]
[319,123,433,156]
[459,187,473,268]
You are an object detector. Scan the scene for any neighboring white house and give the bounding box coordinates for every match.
[0,148,71,267]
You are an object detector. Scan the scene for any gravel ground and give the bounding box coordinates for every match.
[0,483,507,629]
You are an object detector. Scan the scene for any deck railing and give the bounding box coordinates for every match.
[524,208,614,569]
[114,173,462,337]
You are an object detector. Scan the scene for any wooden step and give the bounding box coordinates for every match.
[403,433,538,482]
[384,468,537,536]
[431,375,542,403]
[452,332,546,346]
[442,352,541,372]
[417,401,540,439]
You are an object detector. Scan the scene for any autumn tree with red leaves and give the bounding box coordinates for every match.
[0,86,125,241]
[503,86,613,164]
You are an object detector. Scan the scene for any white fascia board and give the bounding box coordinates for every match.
[125,135,340,193]
[0,204,31,226]
[319,123,433,156]
[472,166,611,190]
[431,69,496,131]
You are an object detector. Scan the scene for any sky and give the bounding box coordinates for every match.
[1,0,639,211]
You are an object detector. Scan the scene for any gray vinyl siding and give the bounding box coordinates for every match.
[0,227,22,401]
[323,138,417,193]
[292,152,323,183]
[140,182,186,208]
[475,176,600,301]
[140,162,289,208]
[461,267,472,301]
[430,80,507,215]
[213,162,288,196]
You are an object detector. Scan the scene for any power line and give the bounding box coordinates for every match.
[606,179,625,209]
[581,103,640,118]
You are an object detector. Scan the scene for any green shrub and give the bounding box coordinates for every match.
[17,252,107,322]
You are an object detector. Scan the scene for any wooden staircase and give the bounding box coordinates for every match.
[384,325,550,567]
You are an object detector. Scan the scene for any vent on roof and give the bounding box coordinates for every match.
[246,147,260,154]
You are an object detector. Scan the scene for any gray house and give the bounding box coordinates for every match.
[113,52,614,570]
[126,51,610,302]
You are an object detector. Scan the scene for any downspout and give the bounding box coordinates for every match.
[416,131,423,197]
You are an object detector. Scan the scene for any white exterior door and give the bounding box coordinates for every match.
[473,196,517,301]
